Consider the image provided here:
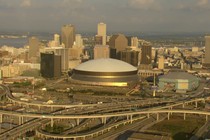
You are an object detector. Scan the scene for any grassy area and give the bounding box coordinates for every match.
[149,115,205,140]
[13,81,32,87]
[71,89,119,96]
[44,124,65,134]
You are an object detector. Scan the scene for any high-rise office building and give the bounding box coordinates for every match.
[40,52,61,78]
[55,48,69,72]
[140,45,152,69]
[158,56,165,69]
[28,37,40,59]
[54,34,60,47]
[131,37,139,47]
[107,36,111,43]
[110,48,117,59]
[118,50,139,66]
[49,34,61,47]
[94,45,110,59]
[42,47,69,72]
[127,37,139,47]
[152,48,156,60]
[74,34,83,48]
[204,36,210,68]
[95,35,103,45]
[127,37,132,46]
[69,48,83,60]
[97,22,106,45]
[109,34,128,51]
[141,45,152,65]
[109,34,128,59]
[61,24,75,48]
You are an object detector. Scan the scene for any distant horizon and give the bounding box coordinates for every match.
[0,29,210,36]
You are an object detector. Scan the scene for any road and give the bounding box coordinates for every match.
[92,114,166,140]
[190,121,210,140]
[0,83,208,139]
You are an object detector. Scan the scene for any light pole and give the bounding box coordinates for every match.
[153,73,156,97]
[32,77,35,94]
[10,118,14,129]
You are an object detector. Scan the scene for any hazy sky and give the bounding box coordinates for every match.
[0,0,210,33]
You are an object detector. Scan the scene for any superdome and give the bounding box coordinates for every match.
[75,58,137,72]
[70,58,139,87]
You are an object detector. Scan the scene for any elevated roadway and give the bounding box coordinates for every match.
[0,84,208,139]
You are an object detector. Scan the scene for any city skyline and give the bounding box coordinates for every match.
[0,0,210,33]
[1,1,210,140]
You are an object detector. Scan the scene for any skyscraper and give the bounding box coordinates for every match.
[69,48,83,60]
[131,37,139,47]
[158,56,165,69]
[95,35,103,45]
[109,34,128,52]
[94,45,110,59]
[54,34,60,47]
[28,37,40,63]
[97,22,106,45]
[74,34,84,48]
[40,52,61,78]
[204,36,210,68]
[61,24,75,48]
[140,45,152,69]
[109,34,128,58]
[42,47,69,72]
[127,37,139,47]
[118,50,139,66]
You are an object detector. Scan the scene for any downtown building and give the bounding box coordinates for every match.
[61,24,75,48]
[74,34,84,48]
[109,34,128,59]
[40,52,61,78]
[158,56,165,70]
[41,47,69,72]
[94,45,110,59]
[28,37,41,63]
[127,36,139,47]
[203,36,210,68]
[118,50,139,67]
[97,22,107,45]
[139,45,152,69]
[95,35,103,45]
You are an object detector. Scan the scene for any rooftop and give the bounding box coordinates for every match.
[75,58,137,72]
[159,71,198,80]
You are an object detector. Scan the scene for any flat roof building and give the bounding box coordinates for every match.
[203,36,210,68]
[94,45,110,59]
[97,22,106,45]
[28,37,40,63]
[40,52,61,78]
[139,45,152,69]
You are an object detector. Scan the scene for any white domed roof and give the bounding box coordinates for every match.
[75,58,137,72]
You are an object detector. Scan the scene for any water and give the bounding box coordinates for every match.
[0,38,28,48]
[0,32,53,48]
[0,31,206,48]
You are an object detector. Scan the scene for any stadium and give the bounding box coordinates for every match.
[158,71,200,93]
[70,58,139,87]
